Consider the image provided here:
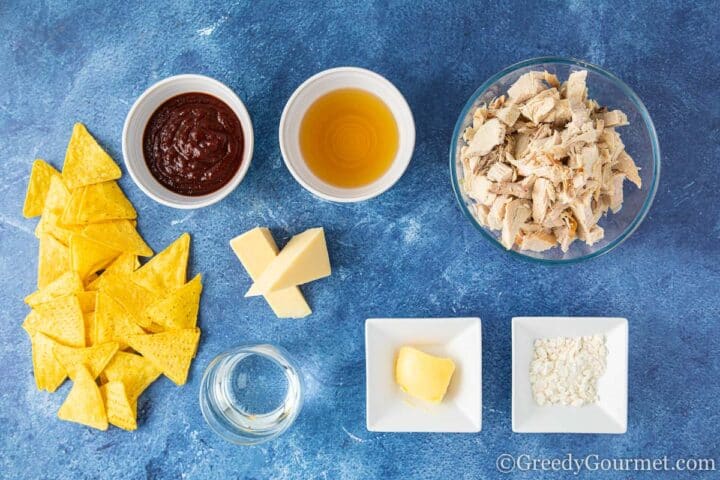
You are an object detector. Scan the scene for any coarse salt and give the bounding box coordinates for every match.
[529,334,607,407]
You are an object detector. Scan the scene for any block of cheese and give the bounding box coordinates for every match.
[245,227,331,297]
[229,227,311,318]
[395,346,455,404]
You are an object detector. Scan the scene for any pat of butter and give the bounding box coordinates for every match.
[245,227,331,297]
[230,227,311,318]
[395,346,455,404]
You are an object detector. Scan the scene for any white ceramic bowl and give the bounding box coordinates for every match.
[365,317,482,432]
[512,316,628,434]
[122,74,254,209]
[279,67,415,203]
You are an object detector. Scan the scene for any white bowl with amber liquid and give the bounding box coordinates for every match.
[279,67,415,203]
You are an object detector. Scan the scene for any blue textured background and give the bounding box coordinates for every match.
[1,1,719,478]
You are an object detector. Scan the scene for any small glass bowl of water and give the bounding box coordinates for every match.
[199,344,303,445]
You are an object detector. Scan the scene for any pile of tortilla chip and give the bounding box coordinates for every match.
[21,123,202,431]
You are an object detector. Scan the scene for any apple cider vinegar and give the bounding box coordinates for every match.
[299,88,399,188]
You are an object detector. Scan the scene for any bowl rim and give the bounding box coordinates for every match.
[449,56,661,265]
[122,73,254,210]
[279,66,416,203]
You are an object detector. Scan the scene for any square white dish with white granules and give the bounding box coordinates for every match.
[512,317,628,433]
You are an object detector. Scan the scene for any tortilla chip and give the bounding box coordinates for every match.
[95,292,144,349]
[85,273,102,291]
[99,253,140,283]
[52,341,118,379]
[62,123,121,189]
[23,295,85,347]
[81,220,152,257]
[39,175,69,223]
[30,332,67,392]
[144,322,165,334]
[144,274,202,330]
[127,328,200,386]
[76,290,97,313]
[70,234,121,280]
[101,351,161,400]
[60,186,86,226]
[57,365,108,430]
[99,274,155,328]
[38,234,71,288]
[83,311,96,346]
[86,253,140,291]
[25,271,83,307]
[37,233,71,288]
[39,176,81,245]
[100,381,138,431]
[23,159,60,218]
[132,233,190,293]
[67,181,137,225]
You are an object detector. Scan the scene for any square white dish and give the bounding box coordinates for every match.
[512,316,628,434]
[365,317,482,432]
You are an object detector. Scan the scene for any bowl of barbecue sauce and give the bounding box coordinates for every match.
[123,74,253,209]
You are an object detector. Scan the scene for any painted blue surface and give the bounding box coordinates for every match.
[1,1,719,478]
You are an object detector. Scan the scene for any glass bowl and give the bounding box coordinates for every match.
[449,57,660,264]
[199,344,303,445]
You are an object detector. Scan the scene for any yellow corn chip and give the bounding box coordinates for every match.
[23,295,85,347]
[100,381,138,431]
[57,365,108,430]
[86,253,140,292]
[21,310,41,336]
[99,274,155,328]
[52,341,118,379]
[85,272,101,290]
[83,311,96,346]
[39,176,80,245]
[81,220,152,257]
[76,290,97,313]
[39,175,69,222]
[144,322,165,334]
[37,233,71,288]
[29,332,67,392]
[95,292,144,349]
[144,274,202,330]
[66,181,137,225]
[70,234,121,280]
[143,323,165,333]
[104,252,140,277]
[132,233,190,293]
[24,271,83,307]
[101,351,161,400]
[62,123,121,189]
[23,159,60,218]
[60,186,86,226]
[127,328,200,386]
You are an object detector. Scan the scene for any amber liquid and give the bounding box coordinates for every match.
[299,88,399,188]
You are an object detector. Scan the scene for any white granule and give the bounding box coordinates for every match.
[530,334,608,407]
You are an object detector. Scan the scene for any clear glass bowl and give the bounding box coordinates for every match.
[199,344,303,445]
[449,57,660,264]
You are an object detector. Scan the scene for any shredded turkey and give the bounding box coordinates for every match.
[460,69,641,252]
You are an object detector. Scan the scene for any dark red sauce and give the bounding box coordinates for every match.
[143,92,244,196]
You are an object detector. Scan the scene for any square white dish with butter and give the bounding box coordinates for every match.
[365,317,482,433]
[512,316,628,433]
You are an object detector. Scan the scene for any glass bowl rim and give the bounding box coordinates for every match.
[449,56,661,265]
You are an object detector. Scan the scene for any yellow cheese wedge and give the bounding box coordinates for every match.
[245,227,330,297]
[230,227,311,318]
[395,346,456,404]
